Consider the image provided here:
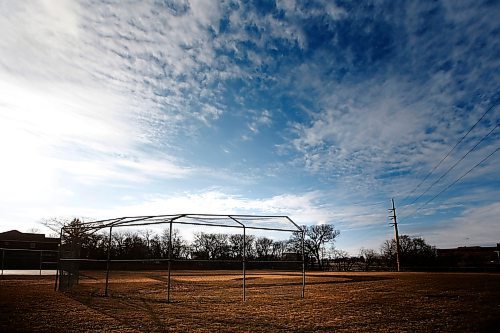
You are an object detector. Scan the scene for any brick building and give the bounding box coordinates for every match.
[1,230,59,270]
[436,243,500,269]
[0,230,59,251]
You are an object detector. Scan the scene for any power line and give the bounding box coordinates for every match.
[404,146,500,219]
[399,103,498,205]
[406,123,499,207]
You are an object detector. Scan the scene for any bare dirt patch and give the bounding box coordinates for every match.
[1,271,499,332]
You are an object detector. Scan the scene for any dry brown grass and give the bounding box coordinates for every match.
[1,270,499,332]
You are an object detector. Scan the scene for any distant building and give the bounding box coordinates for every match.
[436,243,500,269]
[1,230,60,269]
[0,230,59,251]
[282,252,302,261]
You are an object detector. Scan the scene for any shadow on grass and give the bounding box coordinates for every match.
[61,273,397,332]
[241,274,392,288]
[66,274,392,304]
[65,290,170,332]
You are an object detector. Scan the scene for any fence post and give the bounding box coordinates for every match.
[301,230,305,299]
[1,249,4,277]
[104,226,113,297]
[55,228,63,291]
[39,250,43,276]
[167,220,173,303]
[243,227,246,302]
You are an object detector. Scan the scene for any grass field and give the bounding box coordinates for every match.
[1,270,499,332]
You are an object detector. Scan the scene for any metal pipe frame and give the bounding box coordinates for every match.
[104,226,113,297]
[39,251,43,276]
[58,213,306,301]
[167,219,173,303]
[63,220,299,233]
[58,258,304,264]
[55,228,63,291]
[228,216,246,301]
[301,229,306,298]
[243,226,247,301]
[61,214,299,233]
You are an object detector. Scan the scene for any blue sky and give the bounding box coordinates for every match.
[0,0,499,254]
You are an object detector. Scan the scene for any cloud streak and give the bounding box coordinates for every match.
[0,0,498,253]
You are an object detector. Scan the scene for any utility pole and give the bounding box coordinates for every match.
[389,198,401,272]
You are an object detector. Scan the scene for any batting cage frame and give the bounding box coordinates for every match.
[55,214,306,302]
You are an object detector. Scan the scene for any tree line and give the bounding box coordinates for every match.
[51,218,340,268]
[46,218,437,270]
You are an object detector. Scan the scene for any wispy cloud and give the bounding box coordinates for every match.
[33,190,334,234]
[284,1,500,202]
[417,202,500,248]
[0,0,498,253]
[0,1,225,200]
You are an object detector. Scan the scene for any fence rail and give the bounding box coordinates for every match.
[1,248,59,276]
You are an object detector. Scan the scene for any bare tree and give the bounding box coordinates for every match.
[149,234,163,258]
[43,218,89,249]
[40,217,85,239]
[41,218,107,260]
[359,248,379,271]
[80,232,107,259]
[160,228,188,259]
[122,231,148,259]
[255,237,273,260]
[271,240,288,260]
[228,234,255,259]
[192,232,230,260]
[112,231,127,258]
[140,229,154,257]
[381,235,436,269]
[290,224,340,270]
[330,249,357,271]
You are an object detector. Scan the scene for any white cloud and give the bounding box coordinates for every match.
[243,109,273,139]
[198,104,223,126]
[0,1,227,203]
[46,189,388,235]
[0,1,82,80]
[291,78,432,177]
[0,75,135,200]
[22,190,333,238]
[422,202,500,248]
[88,190,331,224]
[282,1,499,199]
[0,0,229,143]
[0,0,497,255]
[53,154,193,186]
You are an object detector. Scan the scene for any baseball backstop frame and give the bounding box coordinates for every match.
[55,214,306,302]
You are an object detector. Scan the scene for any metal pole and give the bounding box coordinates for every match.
[39,250,43,276]
[1,249,4,277]
[391,198,401,272]
[55,228,63,291]
[104,226,113,297]
[54,268,59,290]
[301,230,306,299]
[167,221,173,303]
[243,227,246,301]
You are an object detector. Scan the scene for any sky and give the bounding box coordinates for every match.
[0,0,499,255]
